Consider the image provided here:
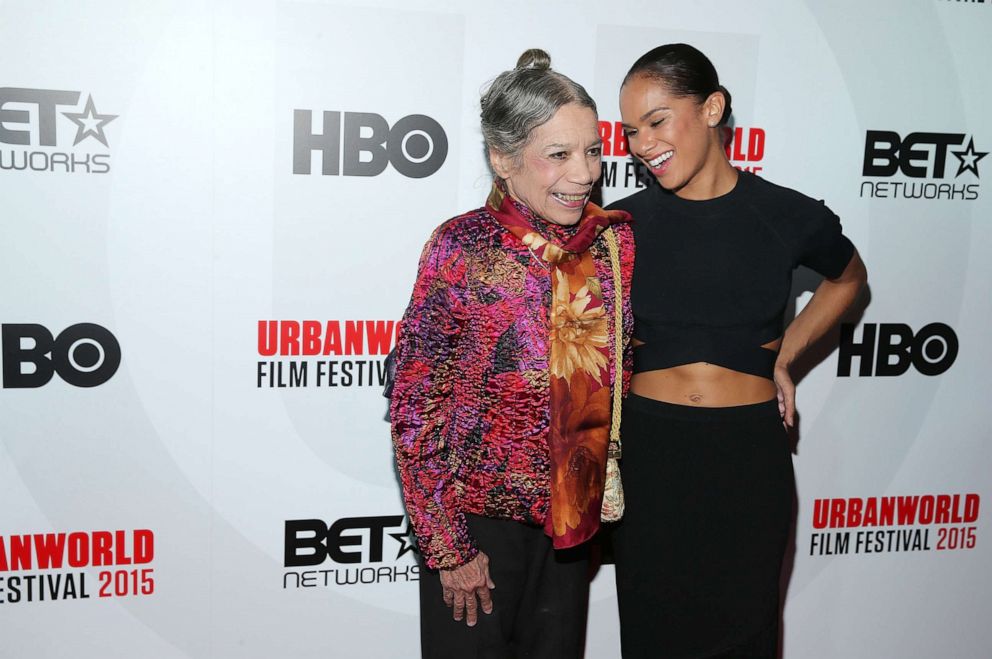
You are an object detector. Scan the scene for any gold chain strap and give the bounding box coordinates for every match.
[602,228,623,456]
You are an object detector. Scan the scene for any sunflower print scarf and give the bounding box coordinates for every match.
[487,180,631,548]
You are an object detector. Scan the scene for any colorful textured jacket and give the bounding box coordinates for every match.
[389,203,634,570]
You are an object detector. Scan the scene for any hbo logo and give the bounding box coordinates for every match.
[837,322,958,377]
[293,110,447,179]
[2,323,121,388]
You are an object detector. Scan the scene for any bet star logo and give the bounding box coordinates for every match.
[62,95,118,147]
[0,88,118,148]
[952,137,988,178]
[389,519,419,560]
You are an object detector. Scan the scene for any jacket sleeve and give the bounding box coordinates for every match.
[389,223,478,570]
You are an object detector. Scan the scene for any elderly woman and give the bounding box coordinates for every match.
[389,49,634,658]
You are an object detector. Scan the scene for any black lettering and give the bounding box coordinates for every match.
[284,519,328,568]
[2,324,56,387]
[875,323,914,376]
[601,160,617,187]
[837,323,876,376]
[863,130,900,176]
[911,323,958,375]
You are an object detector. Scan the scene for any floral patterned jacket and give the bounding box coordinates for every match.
[389,203,634,570]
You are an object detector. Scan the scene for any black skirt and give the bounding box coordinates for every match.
[613,395,794,659]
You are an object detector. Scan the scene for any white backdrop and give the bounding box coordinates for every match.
[1,1,990,657]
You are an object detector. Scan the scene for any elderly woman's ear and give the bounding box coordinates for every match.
[489,150,513,180]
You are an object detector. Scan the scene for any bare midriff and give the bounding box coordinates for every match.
[630,337,781,407]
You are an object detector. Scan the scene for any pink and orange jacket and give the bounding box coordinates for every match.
[389,204,634,570]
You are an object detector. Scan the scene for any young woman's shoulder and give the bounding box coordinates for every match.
[605,187,656,216]
[741,171,828,216]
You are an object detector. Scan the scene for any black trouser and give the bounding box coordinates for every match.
[419,514,590,659]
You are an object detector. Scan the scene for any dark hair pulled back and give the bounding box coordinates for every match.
[623,43,732,126]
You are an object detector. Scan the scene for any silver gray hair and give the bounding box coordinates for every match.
[480,49,597,162]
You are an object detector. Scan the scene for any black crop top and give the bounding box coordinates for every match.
[607,171,855,379]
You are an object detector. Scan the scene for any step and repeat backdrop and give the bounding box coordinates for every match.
[1,0,989,657]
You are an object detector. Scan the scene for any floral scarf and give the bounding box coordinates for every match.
[486,181,631,548]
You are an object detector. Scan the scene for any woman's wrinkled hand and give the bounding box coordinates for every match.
[774,362,796,429]
[439,551,496,627]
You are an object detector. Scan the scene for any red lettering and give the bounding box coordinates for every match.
[830,499,846,528]
[964,494,980,523]
[847,498,863,527]
[32,533,66,569]
[863,497,878,526]
[257,321,277,356]
[725,127,765,163]
[597,122,628,157]
[598,121,612,156]
[134,530,155,564]
[366,321,396,355]
[262,320,403,356]
[732,127,747,161]
[918,495,935,524]
[68,532,89,567]
[302,320,321,356]
[280,321,301,356]
[748,128,765,160]
[10,536,32,570]
[114,530,133,565]
[1,529,156,572]
[612,122,628,157]
[935,495,951,524]
[950,494,963,523]
[879,497,894,526]
[322,321,342,356]
[896,496,920,525]
[93,531,113,566]
[812,499,828,529]
[345,321,364,356]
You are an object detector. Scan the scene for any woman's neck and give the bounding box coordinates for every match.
[674,144,739,201]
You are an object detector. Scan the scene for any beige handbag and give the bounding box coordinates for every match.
[600,228,625,523]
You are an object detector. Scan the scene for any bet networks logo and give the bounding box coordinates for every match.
[860,130,986,200]
[597,120,766,189]
[0,87,118,174]
[282,516,419,589]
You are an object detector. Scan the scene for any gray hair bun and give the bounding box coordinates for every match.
[516,48,552,71]
[480,48,595,161]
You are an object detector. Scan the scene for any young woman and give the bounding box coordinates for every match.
[608,44,867,658]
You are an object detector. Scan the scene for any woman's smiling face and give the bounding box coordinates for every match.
[492,103,603,226]
[620,74,721,195]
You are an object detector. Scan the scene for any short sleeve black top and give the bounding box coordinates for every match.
[607,171,855,379]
